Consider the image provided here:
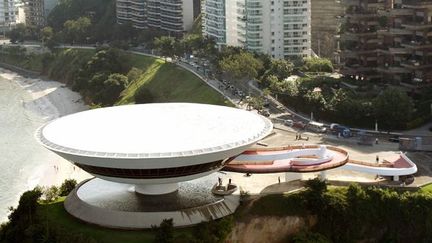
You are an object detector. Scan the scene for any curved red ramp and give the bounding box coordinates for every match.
[222,145,349,173]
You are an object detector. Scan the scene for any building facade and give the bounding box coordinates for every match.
[24,0,45,26]
[202,0,312,59]
[311,0,344,60]
[341,0,432,84]
[116,0,196,34]
[0,0,16,33]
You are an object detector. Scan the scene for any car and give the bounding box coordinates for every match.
[388,136,400,143]
[307,121,327,133]
[261,109,270,117]
[284,119,294,127]
[263,98,270,108]
[293,121,306,129]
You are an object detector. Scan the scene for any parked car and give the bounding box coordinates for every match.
[261,109,270,117]
[307,121,327,133]
[293,121,306,129]
[284,119,294,127]
[388,136,400,143]
[330,123,351,137]
[263,98,270,108]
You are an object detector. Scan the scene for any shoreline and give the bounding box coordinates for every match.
[0,67,91,188]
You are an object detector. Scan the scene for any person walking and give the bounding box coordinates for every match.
[376,155,379,164]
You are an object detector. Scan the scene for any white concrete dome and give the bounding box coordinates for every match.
[37,103,273,192]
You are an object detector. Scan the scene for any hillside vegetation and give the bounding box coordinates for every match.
[0,46,229,106]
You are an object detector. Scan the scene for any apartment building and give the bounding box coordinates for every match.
[0,0,16,33]
[311,0,344,60]
[341,0,432,84]
[24,0,45,26]
[202,0,312,59]
[116,0,196,34]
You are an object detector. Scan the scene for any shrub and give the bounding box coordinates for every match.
[42,186,59,202]
[406,117,426,130]
[59,179,78,196]
[302,57,333,73]
[152,218,174,243]
[192,216,234,243]
[291,230,331,243]
[127,67,143,83]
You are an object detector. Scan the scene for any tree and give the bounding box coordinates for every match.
[41,26,59,50]
[153,218,174,243]
[0,188,43,242]
[154,36,176,59]
[304,89,327,116]
[136,29,166,47]
[42,186,59,202]
[374,87,413,129]
[63,16,91,44]
[81,48,130,77]
[112,22,136,42]
[245,96,264,111]
[6,24,26,43]
[96,73,129,105]
[126,67,143,83]
[219,52,263,80]
[302,57,333,73]
[292,230,331,243]
[265,59,294,80]
[59,179,77,196]
[180,34,202,55]
[303,178,327,214]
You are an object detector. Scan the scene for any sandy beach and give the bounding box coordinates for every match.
[0,68,91,188]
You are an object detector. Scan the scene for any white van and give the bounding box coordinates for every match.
[307,121,327,133]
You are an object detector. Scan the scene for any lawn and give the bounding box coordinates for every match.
[420,184,432,193]
[38,197,193,243]
[118,54,230,106]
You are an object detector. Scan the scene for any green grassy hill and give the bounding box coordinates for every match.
[118,57,229,105]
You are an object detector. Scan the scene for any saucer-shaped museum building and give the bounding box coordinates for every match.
[37,103,273,228]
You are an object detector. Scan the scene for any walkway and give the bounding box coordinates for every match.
[222,145,348,173]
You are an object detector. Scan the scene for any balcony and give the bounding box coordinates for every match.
[401,41,432,50]
[387,47,411,55]
[401,22,432,30]
[345,12,378,19]
[341,50,358,58]
[376,66,410,74]
[403,2,432,9]
[377,28,412,36]
[401,60,432,70]
[378,8,413,17]
[342,65,376,75]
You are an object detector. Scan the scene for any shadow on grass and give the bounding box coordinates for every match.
[38,197,186,243]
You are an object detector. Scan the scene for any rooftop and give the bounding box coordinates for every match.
[38,103,273,159]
